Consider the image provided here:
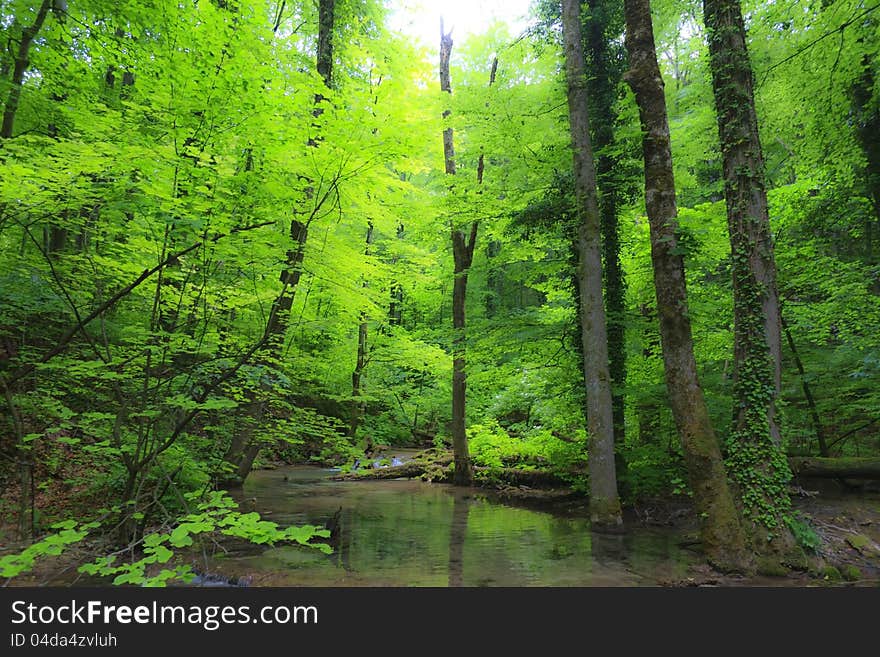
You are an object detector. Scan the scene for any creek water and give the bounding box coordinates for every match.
[211,461,698,587]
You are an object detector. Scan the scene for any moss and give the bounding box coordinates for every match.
[756,557,790,577]
[841,565,862,582]
[845,534,873,553]
[847,534,869,548]
[589,497,623,529]
[820,565,842,581]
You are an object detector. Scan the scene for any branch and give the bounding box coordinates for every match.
[152,334,269,459]
[758,2,880,87]
[4,220,274,385]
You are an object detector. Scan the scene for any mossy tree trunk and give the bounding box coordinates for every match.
[585,0,628,471]
[561,0,621,528]
[703,0,802,565]
[623,0,752,572]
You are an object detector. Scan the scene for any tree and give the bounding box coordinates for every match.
[703,0,802,564]
[623,0,751,572]
[561,0,621,528]
[584,0,628,466]
[439,21,476,486]
[1,0,53,139]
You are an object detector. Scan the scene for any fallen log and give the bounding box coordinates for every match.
[332,456,452,481]
[475,467,571,488]
[789,457,880,480]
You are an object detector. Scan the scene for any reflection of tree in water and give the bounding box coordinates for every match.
[325,506,353,572]
[590,528,626,568]
[448,493,470,587]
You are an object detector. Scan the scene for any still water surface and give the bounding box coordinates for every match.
[213,463,697,586]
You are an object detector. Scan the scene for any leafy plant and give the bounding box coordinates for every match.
[77,492,330,587]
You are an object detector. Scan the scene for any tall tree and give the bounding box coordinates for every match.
[561,0,621,528]
[439,21,475,486]
[623,0,751,572]
[703,0,801,564]
[584,0,628,463]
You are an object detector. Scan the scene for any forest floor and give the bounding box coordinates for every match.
[655,481,880,586]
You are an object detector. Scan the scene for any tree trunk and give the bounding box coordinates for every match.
[440,22,456,176]
[623,0,751,572]
[262,219,308,347]
[781,315,828,457]
[350,221,374,439]
[438,22,483,487]
[389,222,405,327]
[585,0,628,466]
[450,223,476,486]
[1,0,52,139]
[703,0,801,566]
[561,0,621,528]
[265,0,334,347]
[316,0,335,88]
[704,0,783,440]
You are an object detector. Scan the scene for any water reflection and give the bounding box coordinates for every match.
[215,465,695,586]
[447,492,469,587]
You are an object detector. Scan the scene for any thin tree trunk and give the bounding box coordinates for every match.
[350,221,374,439]
[439,27,497,487]
[265,0,334,348]
[262,219,308,346]
[450,222,476,486]
[623,0,751,572]
[316,0,335,89]
[781,314,828,457]
[703,0,802,565]
[561,0,621,528]
[389,222,405,326]
[439,22,474,486]
[1,0,52,139]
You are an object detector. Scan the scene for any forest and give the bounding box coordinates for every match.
[0,0,879,588]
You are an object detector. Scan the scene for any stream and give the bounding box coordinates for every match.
[212,458,699,586]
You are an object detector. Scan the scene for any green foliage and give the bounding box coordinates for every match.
[0,520,96,579]
[468,420,586,477]
[77,492,330,587]
[620,443,690,501]
[786,514,821,553]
